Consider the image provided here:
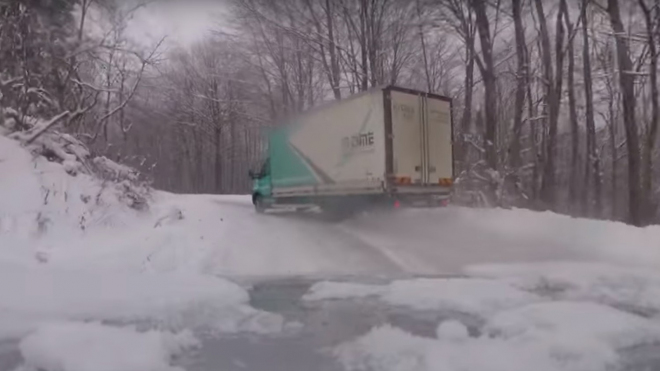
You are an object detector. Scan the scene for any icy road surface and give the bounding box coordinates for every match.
[50,193,654,278]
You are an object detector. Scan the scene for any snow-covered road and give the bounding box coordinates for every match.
[110,194,657,278]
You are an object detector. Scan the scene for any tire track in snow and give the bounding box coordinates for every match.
[206,199,405,277]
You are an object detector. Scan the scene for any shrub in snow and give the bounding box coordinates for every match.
[0,133,150,245]
[1,106,150,211]
[92,156,139,182]
[2,119,150,211]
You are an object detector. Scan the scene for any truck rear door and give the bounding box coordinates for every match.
[388,88,453,186]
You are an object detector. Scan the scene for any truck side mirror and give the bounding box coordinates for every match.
[248,170,256,179]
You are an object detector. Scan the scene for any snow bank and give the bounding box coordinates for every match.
[19,322,197,371]
[466,262,660,316]
[0,135,148,266]
[334,324,560,371]
[0,260,283,340]
[316,265,660,371]
[485,301,660,350]
[304,278,540,317]
[334,301,660,371]
[0,134,289,348]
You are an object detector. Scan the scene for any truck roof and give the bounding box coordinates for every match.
[266,85,452,134]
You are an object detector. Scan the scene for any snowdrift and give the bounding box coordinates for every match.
[0,133,151,264]
[307,262,660,371]
[0,133,285,371]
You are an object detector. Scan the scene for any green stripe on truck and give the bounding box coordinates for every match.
[269,126,319,187]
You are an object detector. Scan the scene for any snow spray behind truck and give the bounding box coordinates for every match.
[249,86,454,214]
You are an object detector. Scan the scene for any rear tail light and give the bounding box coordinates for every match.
[394,176,412,185]
[393,200,401,209]
[439,178,453,186]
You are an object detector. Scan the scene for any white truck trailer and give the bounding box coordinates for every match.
[249,86,454,213]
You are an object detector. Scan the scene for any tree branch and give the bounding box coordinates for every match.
[24,111,71,145]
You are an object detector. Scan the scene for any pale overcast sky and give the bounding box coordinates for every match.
[124,1,227,47]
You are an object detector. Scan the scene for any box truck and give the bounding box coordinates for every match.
[249,85,454,214]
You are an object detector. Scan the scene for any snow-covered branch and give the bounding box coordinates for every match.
[464,135,486,153]
[23,111,71,145]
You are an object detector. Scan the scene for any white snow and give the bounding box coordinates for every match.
[436,320,470,341]
[339,207,660,273]
[466,262,660,316]
[5,131,660,371]
[0,260,286,340]
[5,125,660,278]
[334,324,560,371]
[19,322,197,371]
[304,278,541,317]
[92,156,139,181]
[316,264,660,371]
[485,301,660,350]
[334,301,660,371]
[0,136,285,346]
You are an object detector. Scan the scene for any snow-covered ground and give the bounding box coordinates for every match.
[3,133,660,371]
[307,263,660,371]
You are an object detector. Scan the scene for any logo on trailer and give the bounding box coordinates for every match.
[342,132,374,151]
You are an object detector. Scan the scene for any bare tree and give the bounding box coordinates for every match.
[509,0,527,171]
[607,0,644,226]
[535,0,566,209]
[638,0,659,222]
[470,0,498,173]
[438,0,477,172]
[581,0,603,216]
[564,0,581,214]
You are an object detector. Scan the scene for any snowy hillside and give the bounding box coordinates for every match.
[3,133,660,371]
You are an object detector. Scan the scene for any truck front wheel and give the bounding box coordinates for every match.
[253,194,266,213]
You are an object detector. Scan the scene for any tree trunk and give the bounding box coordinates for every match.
[215,126,222,193]
[582,0,602,216]
[103,49,114,144]
[526,61,539,200]
[639,0,659,223]
[536,0,564,209]
[608,97,618,219]
[471,0,498,172]
[416,0,432,93]
[509,0,527,170]
[359,0,369,91]
[564,0,580,214]
[459,34,476,170]
[324,0,341,100]
[607,0,643,226]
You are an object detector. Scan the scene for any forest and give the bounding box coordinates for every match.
[1,0,660,226]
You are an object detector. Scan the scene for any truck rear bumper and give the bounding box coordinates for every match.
[389,185,452,195]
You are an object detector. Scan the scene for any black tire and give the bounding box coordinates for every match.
[253,194,266,213]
